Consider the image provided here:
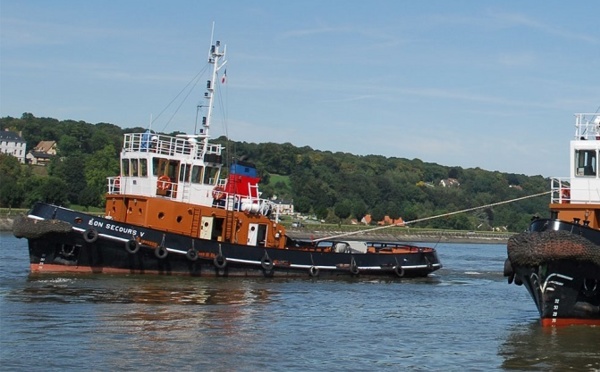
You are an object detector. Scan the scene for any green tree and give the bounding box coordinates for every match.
[85,144,119,196]
[370,204,386,225]
[294,196,312,214]
[334,199,352,224]
[352,200,368,221]
[49,153,87,204]
[0,177,25,208]
[0,154,25,207]
[23,175,69,207]
[79,186,102,209]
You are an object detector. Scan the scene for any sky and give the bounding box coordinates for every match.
[1,1,599,177]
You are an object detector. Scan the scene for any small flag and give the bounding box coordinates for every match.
[221,69,227,84]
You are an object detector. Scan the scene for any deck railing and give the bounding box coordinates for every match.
[122,133,222,159]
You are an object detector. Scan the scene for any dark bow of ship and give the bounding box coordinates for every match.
[504,112,600,326]
[505,220,600,326]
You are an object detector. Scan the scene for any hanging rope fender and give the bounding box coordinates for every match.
[261,252,274,271]
[349,257,359,275]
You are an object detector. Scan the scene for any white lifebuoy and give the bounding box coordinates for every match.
[561,188,570,204]
[157,175,171,192]
[212,185,225,200]
[309,266,319,277]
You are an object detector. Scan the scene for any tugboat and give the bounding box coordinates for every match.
[505,112,600,326]
[13,34,441,279]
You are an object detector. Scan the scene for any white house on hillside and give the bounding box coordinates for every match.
[26,140,58,165]
[0,129,27,163]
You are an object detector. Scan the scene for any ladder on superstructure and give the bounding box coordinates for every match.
[224,195,236,242]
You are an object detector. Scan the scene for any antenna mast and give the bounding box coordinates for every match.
[201,29,227,157]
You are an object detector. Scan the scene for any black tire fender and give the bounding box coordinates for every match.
[83,228,98,243]
[261,252,274,271]
[214,254,227,269]
[186,248,198,261]
[155,245,168,259]
[125,239,139,254]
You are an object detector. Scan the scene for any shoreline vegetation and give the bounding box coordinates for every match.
[1,209,512,244]
[285,227,512,245]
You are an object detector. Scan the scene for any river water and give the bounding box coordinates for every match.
[1,232,598,371]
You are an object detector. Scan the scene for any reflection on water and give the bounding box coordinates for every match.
[3,236,600,371]
[16,275,275,306]
[500,321,600,371]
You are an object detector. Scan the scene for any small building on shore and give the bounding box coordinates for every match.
[26,140,57,165]
[0,129,27,163]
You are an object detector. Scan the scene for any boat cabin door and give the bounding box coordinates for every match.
[200,216,214,240]
[247,223,267,246]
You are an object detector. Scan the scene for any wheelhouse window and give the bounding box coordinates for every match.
[153,157,168,176]
[179,163,191,182]
[131,158,139,176]
[575,149,597,177]
[140,159,148,177]
[203,166,220,185]
[191,165,203,184]
[121,159,130,177]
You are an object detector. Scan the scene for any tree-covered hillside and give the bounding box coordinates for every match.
[0,113,549,231]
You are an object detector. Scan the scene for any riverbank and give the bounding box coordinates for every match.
[285,228,511,244]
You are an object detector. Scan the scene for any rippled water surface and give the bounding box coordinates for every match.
[1,232,599,371]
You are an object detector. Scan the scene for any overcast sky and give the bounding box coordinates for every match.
[1,0,599,177]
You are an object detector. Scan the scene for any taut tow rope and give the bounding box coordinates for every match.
[313,190,551,242]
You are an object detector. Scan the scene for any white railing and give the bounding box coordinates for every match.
[574,113,600,140]
[550,177,571,204]
[551,177,600,204]
[122,133,222,159]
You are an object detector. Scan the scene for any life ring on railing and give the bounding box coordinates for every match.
[212,185,226,200]
[157,175,171,191]
[561,188,570,204]
[309,265,319,277]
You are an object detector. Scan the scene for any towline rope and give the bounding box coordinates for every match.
[313,190,552,242]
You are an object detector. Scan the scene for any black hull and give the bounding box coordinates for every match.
[506,219,600,326]
[15,203,441,279]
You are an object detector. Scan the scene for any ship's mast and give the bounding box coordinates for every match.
[200,36,227,158]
